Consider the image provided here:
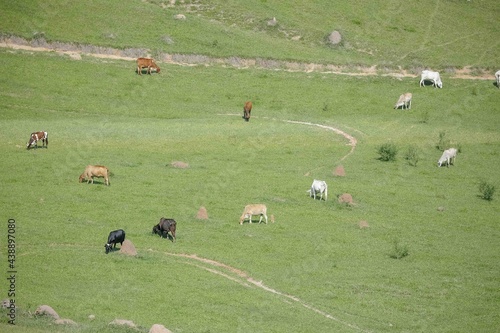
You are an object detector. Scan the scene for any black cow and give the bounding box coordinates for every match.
[152,218,176,242]
[105,229,126,254]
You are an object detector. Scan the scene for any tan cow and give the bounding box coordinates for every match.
[394,92,412,110]
[239,204,268,225]
[79,165,110,186]
[136,58,161,75]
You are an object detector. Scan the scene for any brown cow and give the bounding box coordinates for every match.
[136,58,161,75]
[243,101,252,122]
[79,165,110,186]
[152,217,177,242]
[26,131,48,149]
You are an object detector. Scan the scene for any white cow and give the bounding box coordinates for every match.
[308,179,328,201]
[420,70,443,88]
[239,204,268,225]
[394,92,412,110]
[495,70,500,88]
[438,148,458,167]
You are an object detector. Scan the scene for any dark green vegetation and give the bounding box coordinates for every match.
[1,1,500,332]
[377,143,398,162]
[479,180,496,201]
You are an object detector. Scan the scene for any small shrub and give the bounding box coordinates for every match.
[389,239,409,259]
[404,145,419,166]
[377,143,398,161]
[436,131,450,151]
[479,181,495,201]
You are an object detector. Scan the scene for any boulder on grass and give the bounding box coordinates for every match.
[150,324,173,333]
[34,305,60,320]
[328,30,342,45]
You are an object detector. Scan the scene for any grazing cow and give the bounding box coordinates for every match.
[308,179,328,201]
[136,57,161,75]
[26,131,48,149]
[495,70,500,88]
[420,70,443,88]
[243,101,252,122]
[105,229,125,254]
[438,148,458,167]
[239,204,268,225]
[152,217,177,242]
[394,93,412,110]
[79,165,110,185]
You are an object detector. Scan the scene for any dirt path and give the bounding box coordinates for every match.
[161,251,374,332]
[0,36,494,80]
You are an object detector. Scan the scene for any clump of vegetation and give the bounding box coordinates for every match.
[377,143,398,161]
[436,131,450,151]
[404,145,419,166]
[389,239,409,259]
[479,181,496,201]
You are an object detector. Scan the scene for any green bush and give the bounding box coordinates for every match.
[377,143,398,161]
[389,239,409,259]
[479,181,496,201]
[436,131,450,151]
[404,145,419,167]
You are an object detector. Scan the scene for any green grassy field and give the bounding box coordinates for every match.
[1,0,499,68]
[1,1,500,332]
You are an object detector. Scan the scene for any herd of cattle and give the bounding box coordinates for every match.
[25,63,499,252]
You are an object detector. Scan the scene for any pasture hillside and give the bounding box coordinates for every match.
[1,1,500,332]
[0,48,499,333]
[0,0,499,69]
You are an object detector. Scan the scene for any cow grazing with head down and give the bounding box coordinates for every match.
[26,131,48,149]
[153,217,176,242]
[420,70,443,88]
[243,101,252,122]
[137,57,161,75]
[79,165,110,186]
[394,93,412,110]
[438,148,458,167]
[240,204,268,225]
[308,179,328,201]
[105,229,125,254]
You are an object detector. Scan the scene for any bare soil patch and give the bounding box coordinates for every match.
[170,161,189,169]
[196,206,209,220]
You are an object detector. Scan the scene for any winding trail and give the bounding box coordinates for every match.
[160,251,373,333]
[283,120,357,161]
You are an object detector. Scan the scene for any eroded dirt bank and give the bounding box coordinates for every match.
[0,35,494,80]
